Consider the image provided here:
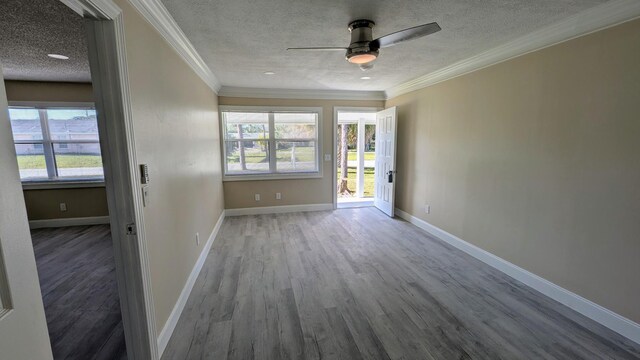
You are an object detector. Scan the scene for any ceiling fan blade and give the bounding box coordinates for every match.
[287,47,348,51]
[371,22,441,49]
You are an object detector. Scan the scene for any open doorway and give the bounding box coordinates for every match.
[1,1,126,358]
[335,108,378,208]
[7,104,127,359]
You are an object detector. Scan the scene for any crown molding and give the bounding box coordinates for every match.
[219,86,387,101]
[61,0,121,19]
[385,0,640,99]
[128,0,222,93]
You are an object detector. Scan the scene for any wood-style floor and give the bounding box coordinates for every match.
[31,225,127,360]
[163,208,640,359]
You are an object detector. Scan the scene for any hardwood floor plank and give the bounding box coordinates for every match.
[323,307,362,360]
[31,225,127,360]
[332,283,391,360]
[276,288,305,360]
[202,320,232,360]
[163,208,640,359]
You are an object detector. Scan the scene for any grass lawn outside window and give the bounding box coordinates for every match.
[338,150,375,198]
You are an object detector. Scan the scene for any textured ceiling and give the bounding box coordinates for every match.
[162,0,608,91]
[0,0,90,82]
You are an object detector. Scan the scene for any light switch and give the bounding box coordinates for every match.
[141,185,150,206]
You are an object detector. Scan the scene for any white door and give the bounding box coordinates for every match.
[374,107,398,217]
[0,66,54,359]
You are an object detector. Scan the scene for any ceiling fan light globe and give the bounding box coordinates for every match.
[359,63,374,71]
[347,53,377,64]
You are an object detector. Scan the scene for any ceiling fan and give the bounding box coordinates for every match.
[287,19,441,69]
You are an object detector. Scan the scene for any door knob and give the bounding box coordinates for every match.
[387,170,395,183]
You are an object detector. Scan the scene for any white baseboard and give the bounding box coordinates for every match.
[225,203,333,216]
[394,208,640,345]
[28,216,110,229]
[157,210,226,357]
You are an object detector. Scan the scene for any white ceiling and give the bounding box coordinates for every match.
[0,0,613,88]
[0,0,90,82]
[161,0,608,91]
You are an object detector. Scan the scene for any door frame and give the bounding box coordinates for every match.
[332,106,382,209]
[60,1,159,359]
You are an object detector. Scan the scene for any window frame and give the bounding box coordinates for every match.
[8,101,105,185]
[220,106,323,181]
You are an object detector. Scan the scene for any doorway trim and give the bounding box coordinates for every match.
[332,106,382,209]
[61,1,159,359]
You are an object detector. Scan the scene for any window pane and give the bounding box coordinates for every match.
[225,140,269,173]
[47,109,99,141]
[274,113,316,139]
[53,143,104,178]
[364,124,376,152]
[14,143,47,180]
[8,108,42,141]
[224,112,269,140]
[276,141,316,172]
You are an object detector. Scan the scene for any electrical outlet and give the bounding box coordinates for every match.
[275,192,281,200]
[255,194,261,201]
[59,203,67,212]
[324,153,331,161]
[424,204,431,214]
[196,232,200,245]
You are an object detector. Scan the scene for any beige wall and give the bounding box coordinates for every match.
[23,187,108,220]
[116,0,225,333]
[4,80,94,103]
[4,81,109,220]
[386,19,640,323]
[219,97,384,208]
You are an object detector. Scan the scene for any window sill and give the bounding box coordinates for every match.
[223,172,322,182]
[22,180,106,190]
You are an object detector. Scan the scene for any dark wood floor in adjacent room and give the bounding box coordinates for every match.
[31,225,127,360]
[163,207,640,360]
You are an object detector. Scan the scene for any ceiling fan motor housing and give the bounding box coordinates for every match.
[346,19,379,63]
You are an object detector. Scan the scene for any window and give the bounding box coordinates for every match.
[221,107,321,179]
[8,105,104,182]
